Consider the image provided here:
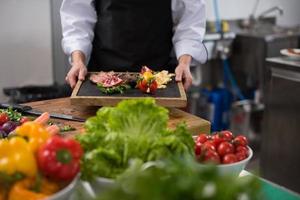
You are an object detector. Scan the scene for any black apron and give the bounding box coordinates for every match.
[88,0,175,72]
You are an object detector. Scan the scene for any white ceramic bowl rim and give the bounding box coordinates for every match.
[217,146,253,167]
[95,176,115,183]
[192,135,253,166]
[47,174,79,200]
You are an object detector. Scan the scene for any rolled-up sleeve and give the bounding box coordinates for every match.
[172,0,207,65]
[60,0,97,63]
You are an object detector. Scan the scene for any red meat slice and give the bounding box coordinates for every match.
[90,72,123,87]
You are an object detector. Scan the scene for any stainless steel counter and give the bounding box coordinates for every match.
[261,57,300,193]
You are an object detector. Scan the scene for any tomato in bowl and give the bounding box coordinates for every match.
[194,131,253,176]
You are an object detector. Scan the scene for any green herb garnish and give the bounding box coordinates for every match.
[97,83,130,94]
[60,125,76,132]
[0,107,22,122]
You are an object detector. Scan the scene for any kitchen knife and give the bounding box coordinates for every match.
[0,103,85,122]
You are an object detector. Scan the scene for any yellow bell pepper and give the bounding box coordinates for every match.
[0,137,37,177]
[8,178,60,200]
[142,71,154,81]
[15,122,50,153]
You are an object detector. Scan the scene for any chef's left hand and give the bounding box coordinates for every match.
[175,55,193,90]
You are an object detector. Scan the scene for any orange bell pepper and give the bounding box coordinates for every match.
[8,178,60,200]
[0,186,5,200]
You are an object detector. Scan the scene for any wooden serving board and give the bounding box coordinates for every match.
[24,98,211,135]
[71,72,187,107]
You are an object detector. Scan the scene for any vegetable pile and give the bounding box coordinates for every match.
[194,131,250,164]
[98,156,262,200]
[137,66,175,93]
[137,66,158,94]
[0,113,83,200]
[76,98,194,180]
[0,108,75,139]
[0,108,29,138]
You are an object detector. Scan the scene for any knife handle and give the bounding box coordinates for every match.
[0,103,32,112]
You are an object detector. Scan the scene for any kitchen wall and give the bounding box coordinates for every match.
[0,0,53,102]
[206,0,300,27]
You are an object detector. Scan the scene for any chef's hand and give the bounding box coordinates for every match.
[175,55,193,90]
[65,51,88,88]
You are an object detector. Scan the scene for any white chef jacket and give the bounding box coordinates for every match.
[60,0,207,65]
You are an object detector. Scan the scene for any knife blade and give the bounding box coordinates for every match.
[0,103,85,122]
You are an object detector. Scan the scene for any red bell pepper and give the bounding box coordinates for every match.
[37,136,83,181]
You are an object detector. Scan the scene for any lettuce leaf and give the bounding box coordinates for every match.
[77,98,194,180]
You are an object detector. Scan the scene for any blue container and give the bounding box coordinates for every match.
[201,88,233,132]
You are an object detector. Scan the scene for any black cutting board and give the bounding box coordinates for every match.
[71,73,187,107]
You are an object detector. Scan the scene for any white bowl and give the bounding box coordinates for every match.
[198,146,253,177]
[280,48,300,60]
[79,177,115,199]
[91,177,115,195]
[47,175,79,200]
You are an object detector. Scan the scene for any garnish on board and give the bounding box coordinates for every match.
[137,66,175,93]
[97,83,130,94]
[136,66,158,94]
[154,70,175,89]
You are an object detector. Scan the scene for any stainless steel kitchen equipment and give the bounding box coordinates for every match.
[230,24,300,102]
[261,57,300,193]
[230,100,264,141]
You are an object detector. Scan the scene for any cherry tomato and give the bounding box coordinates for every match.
[219,130,234,141]
[194,142,202,156]
[138,79,157,94]
[196,134,208,144]
[0,113,9,125]
[236,151,247,161]
[149,80,158,94]
[222,154,238,164]
[233,135,248,147]
[211,134,225,147]
[137,79,148,93]
[217,141,234,157]
[203,150,220,164]
[20,116,30,124]
[202,141,216,152]
[236,146,249,156]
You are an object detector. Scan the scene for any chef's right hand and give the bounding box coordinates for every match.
[65,51,88,89]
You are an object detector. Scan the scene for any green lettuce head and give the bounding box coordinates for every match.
[77,98,194,180]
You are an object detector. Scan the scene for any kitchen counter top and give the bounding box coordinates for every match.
[24,97,211,135]
[266,57,300,69]
[266,57,300,83]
